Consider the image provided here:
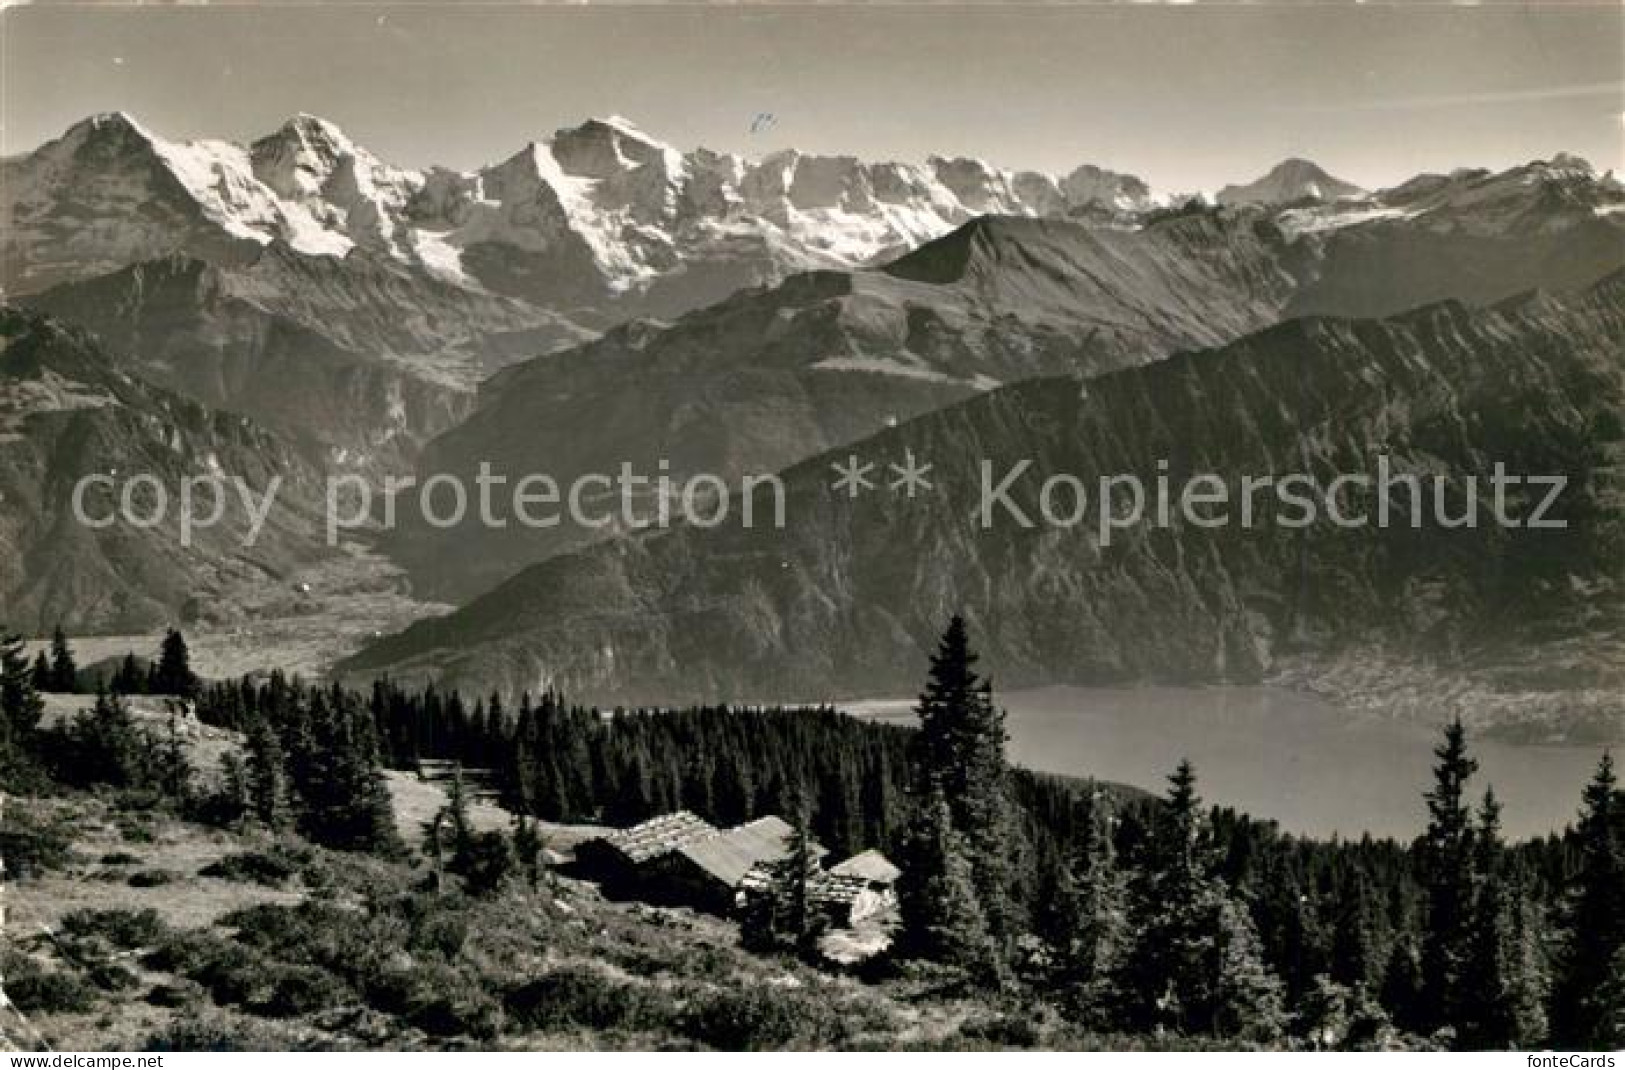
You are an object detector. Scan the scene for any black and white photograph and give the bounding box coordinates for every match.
[0,0,1621,1056]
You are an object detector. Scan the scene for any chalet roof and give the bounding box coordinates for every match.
[677,815,804,889]
[829,849,902,884]
[808,873,873,907]
[600,810,718,865]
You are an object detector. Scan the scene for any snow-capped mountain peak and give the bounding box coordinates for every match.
[6,111,1179,305]
[250,113,364,198]
[1216,158,1366,206]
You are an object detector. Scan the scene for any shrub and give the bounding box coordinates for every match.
[100,851,142,866]
[378,958,501,1039]
[0,808,72,877]
[958,1011,1043,1048]
[145,1018,250,1052]
[127,869,175,888]
[506,967,658,1033]
[3,956,95,1014]
[60,907,167,950]
[407,907,470,957]
[145,930,275,1007]
[143,1014,298,1051]
[253,964,351,1019]
[146,979,206,1008]
[224,902,380,965]
[677,985,837,1051]
[200,850,298,887]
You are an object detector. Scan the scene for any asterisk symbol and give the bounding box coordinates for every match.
[830,454,876,498]
[888,449,934,498]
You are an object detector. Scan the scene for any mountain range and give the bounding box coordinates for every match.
[340,270,1625,716]
[0,308,332,632]
[6,112,1625,689]
[11,113,1620,478]
[393,157,1625,598]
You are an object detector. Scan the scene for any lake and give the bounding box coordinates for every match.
[844,685,1610,841]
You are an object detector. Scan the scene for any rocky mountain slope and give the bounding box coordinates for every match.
[7,112,1617,485]
[1286,154,1625,318]
[389,208,1305,598]
[340,270,1625,710]
[22,251,579,469]
[0,112,1158,468]
[0,309,334,633]
[391,155,1625,599]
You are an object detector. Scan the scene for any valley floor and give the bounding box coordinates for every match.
[24,545,450,684]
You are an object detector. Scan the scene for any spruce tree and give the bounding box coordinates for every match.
[1329,874,1385,994]
[1112,761,1284,1039]
[295,689,400,854]
[111,652,146,695]
[157,701,194,801]
[1549,752,1625,1047]
[244,714,290,829]
[1381,936,1426,1034]
[910,615,1017,956]
[897,787,999,980]
[1,631,45,762]
[48,626,77,692]
[153,628,198,698]
[67,687,148,788]
[740,800,823,958]
[1592,946,1625,1050]
[1419,719,1478,1034]
[31,650,52,693]
[1458,788,1525,1049]
[511,816,546,887]
[1055,794,1129,1024]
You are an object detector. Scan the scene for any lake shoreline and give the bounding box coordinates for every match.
[842,683,1606,842]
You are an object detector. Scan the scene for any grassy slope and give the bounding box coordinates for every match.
[4,704,1286,1051]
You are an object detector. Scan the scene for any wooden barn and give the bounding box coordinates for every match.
[813,850,902,925]
[642,815,822,914]
[574,811,719,894]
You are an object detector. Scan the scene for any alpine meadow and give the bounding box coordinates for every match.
[1,2,1623,1057]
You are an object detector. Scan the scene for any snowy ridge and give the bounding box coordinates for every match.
[5,114,1620,318]
[1216,158,1367,207]
[0,111,1159,303]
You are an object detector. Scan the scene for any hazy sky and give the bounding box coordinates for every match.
[3,3,1621,193]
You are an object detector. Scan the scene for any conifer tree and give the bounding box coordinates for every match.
[110,652,146,695]
[431,763,474,866]
[244,714,290,829]
[294,689,400,854]
[740,799,823,958]
[1329,874,1385,994]
[1055,794,1129,1023]
[67,687,148,788]
[48,626,77,692]
[157,701,194,801]
[214,750,252,828]
[31,650,52,693]
[910,615,1017,954]
[1419,720,1478,1033]
[1549,752,1625,1047]
[0,631,44,762]
[1113,761,1284,1039]
[1592,946,1625,1050]
[511,816,546,887]
[897,787,1000,980]
[1459,788,1525,1048]
[1380,936,1426,1034]
[153,628,198,698]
